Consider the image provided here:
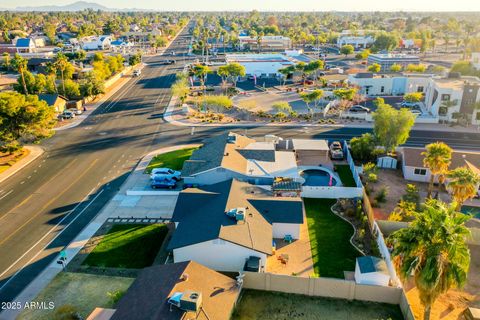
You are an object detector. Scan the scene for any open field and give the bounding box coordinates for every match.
[304,198,360,278]
[18,272,134,320]
[82,224,168,269]
[144,147,198,173]
[232,289,403,320]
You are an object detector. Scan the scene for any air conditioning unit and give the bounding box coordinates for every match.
[180,291,202,312]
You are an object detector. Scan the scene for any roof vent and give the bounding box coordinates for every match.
[180,273,189,281]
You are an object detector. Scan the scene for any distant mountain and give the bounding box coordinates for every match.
[14,1,112,11]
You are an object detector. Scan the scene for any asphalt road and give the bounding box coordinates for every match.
[1,21,480,307]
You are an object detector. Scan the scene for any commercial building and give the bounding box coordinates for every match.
[367,53,420,71]
[225,53,296,77]
[238,35,291,51]
[336,35,374,49]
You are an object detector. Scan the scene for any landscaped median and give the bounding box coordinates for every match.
[144,146,198,174]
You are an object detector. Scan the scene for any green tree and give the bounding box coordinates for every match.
[349,133,376,162]
[0,92,56,150]
[373,32,398,51]
[11,54,28,95]
[129,53,142,66]
[367,63,381,73]
[192,64,212,93]
[333,88,357,101]
[450,61,477,76]
[54,53,70,96]
[446,167,480,210]
[406,64,427,73]
[278,65,295,85]
[388,200,416,222]
[171,77,190,104]
[403,92,423,103]
[390,63,402,72]
[79,72,105,99]
[2,52,10,70]
[340,44,354,56]
[389,199,470,320]
[422,142,452,198]
[59,79,80,99]
[372,103,415,153]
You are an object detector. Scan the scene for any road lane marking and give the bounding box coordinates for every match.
[0,190,13,200]
[0,159,96,247]
[0,188,104,290]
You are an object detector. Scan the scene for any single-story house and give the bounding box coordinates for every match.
[38,94,68,113]
[168,179,304,272]
[81,35,112,51]
[182,132,299,186]
[401,147,480,194]
[15,38,36,53]
[91,261,240,320]
[355,256,390,286]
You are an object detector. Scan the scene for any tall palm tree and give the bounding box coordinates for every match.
[54,53,69,96]
[389,199,470,320]
[11,54,28,95]
[446,167,480,210]
[422,142,452,198]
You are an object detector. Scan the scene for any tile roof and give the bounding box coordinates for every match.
[168,179,303,254]
[111,261,239,320]
[402,147,480,172]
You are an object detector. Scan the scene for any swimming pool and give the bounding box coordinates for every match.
[461,206,480,219]
[301,169,337,187]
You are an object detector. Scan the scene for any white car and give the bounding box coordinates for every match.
[133,69,141,77]
[68,108,83,115]
[410,109,422,115]
[150,168,181,181]
[61,110,75,119]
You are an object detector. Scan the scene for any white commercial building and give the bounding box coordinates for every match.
[238,35,291,51]
[225,53,296,77]
[336,35,374,49]
[367,53,420,71]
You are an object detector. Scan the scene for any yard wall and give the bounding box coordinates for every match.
[242,272,414,319]
[301,186,363,198]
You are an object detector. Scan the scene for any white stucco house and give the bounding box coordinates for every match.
[81,35,112,50]
[168,179,304,272]
[401,147,480,196]
[355,256,390,286]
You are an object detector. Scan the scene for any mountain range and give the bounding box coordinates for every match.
[10,1,140,12]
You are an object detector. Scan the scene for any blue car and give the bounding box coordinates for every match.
[151,177,176,189]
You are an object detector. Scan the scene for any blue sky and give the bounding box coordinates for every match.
[5,0,480,11]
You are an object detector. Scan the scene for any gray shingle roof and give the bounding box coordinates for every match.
[38,93,67,106]
[168,179,303,254]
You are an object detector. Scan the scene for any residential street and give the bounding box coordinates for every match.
[1,21,480,307]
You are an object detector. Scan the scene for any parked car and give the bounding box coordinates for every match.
[171,51,176,55]
[61,110,75,119]
[410,109,422,115]
[68,108,83,115]
[348,105,370,113]
[133,69,141,77]
[329,141,344,160]
[151,177,176,189]
[400,101,418,108]
[150,168,182,181]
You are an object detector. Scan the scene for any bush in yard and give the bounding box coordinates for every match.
[403,92,423,103]
[388,200,416,222]
[367,173,378,184]
[53,304,82,320]
[107,289,126,305]
[129,53,142,66]
[350,133,376,163]
[402,183,420,207]
[275,112,287,119]
[272,101,292,114]
[375,186,389,203]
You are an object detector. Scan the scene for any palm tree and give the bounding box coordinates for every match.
[11,54,28,95]
[389,199,471,320]
[422,142,452,198]
[446,167,480,210]
[54,53,69,96]
[45,62,58,92]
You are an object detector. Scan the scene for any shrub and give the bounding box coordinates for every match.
[375,186,389,203]
[402,183,420,206]
[201,95,233,113]
[107,290,126,305]
[367,173,378,183]
[275,112,287,119]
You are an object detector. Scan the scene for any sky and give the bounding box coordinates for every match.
[3,0,480,11]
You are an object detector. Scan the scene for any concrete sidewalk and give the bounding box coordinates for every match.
[0,144,196,320]
[0,146,44,185]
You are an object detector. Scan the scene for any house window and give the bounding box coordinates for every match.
[414,168,427,175]
[380,86,385,93]
[441,94,451,101]
[417,86,424,93]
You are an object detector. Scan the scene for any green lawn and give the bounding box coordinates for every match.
[304,198,360,278]
[144,147,198,173]
[18,272,134,320]
[334,164,357,187]
[82,224,168,268]
[232,290,403,320]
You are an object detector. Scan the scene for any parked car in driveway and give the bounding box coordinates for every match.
[61,110,75,119]
[348,105,370,113]
[151,177,176,189]
[150,168,182,181]
[329,141,344,160]
[68,108,83,115]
